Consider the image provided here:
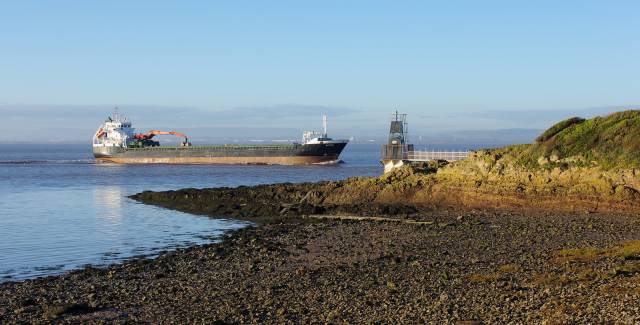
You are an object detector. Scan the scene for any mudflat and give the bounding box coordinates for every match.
[2,208,640,323]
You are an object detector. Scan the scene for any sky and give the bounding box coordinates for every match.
[1,1,639,143]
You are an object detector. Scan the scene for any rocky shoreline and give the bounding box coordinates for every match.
[2,200,640,323]
[4,110,640,323]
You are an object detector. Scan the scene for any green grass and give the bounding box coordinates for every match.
[535,117,586,143]
[503,110,640,170]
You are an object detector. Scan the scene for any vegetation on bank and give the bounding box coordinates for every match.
[480,110,640,170]
[534,117,586,143]
[427,110,640,204]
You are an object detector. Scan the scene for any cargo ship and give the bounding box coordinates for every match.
[92,109,348,164]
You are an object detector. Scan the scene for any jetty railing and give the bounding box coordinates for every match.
[407,150,470,161]
[382,145,470,162]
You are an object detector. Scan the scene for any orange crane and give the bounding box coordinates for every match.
[134,130,191,146]
[95,128,107,138]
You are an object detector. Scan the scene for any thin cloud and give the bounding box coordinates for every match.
[217,104,359,120]
[465,105,639,124]
[0,103,361,142]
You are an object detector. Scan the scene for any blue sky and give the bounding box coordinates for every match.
[1,1,639,142]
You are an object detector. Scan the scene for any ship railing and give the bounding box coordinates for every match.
[126,144,301,151]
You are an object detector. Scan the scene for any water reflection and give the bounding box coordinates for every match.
[93,186,124,223]
[1,184,249,282]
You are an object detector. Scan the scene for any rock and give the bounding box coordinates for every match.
[20,297,36,307]
[538,156,549,166]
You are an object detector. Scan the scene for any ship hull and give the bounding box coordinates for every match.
[95,155,340,164]
[93,142,347,165]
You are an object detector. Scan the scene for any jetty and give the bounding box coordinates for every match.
[381,111,470,173]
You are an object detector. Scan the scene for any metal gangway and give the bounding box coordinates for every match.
[381,145,470,162]
[407,150,470,162]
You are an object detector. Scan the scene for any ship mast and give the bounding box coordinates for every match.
[322,114,328,138]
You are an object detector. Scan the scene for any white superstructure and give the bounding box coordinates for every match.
[92,108,136,148]
[301,114,348,145]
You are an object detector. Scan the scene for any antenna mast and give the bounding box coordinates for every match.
[322,114,328,138]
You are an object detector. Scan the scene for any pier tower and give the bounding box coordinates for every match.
[380,111,470,173]
[381,111,413,173]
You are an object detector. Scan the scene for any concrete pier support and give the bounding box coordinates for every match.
[382,159,407,173]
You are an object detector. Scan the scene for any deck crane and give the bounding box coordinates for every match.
[134,130,192,146]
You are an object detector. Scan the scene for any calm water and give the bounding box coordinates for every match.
[0,143,382,282]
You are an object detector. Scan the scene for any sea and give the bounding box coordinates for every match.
[0,142,492,282]
[0,143,383,282]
